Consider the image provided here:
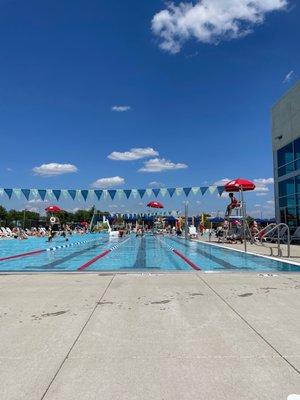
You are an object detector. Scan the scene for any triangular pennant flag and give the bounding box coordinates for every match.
[21,189,31,200]
[62,189,69,199]
[132,189,138,198]
[167,188,176,197]
[47,189,54,199]
[152,189,160,198]
[103,190,108,198]
[68,190,76,200]
[88,190,94,199]
[209,186,216,194]
[183,187,191,197]
[0,188,4,196]
[94,190,103,200]
[200,186,208,195]
[81,190,89,201]
[4,189,13,199]
[217,186,225,196]
[175,188,183,196]
[124,190,132,199]
[76,189,81,199]
[108,190,116,200]
[146,188,152,197]
[160,188,167,197]
[138,189,146,198]
[14,188,21,199]
[31,189,38,198]
[117,189,123,199]
[52,190,61,201]
[192,187,200,195]
[38,189,47,201]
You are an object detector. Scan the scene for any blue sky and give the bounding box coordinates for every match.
[0,0,299,217]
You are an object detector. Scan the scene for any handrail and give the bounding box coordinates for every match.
[258,223,290,258]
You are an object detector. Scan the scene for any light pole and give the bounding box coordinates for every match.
[22,209,26,230]
[184,201,189,239]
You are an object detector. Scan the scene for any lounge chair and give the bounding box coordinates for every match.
[291,227,300,243]
[262,225,289,244]
[1,227,9,237]
[6,227,13,236]
[189,225,198,239]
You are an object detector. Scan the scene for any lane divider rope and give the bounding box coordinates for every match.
[0,238,101,262]
[77,236,132,271]
[155,236,201,271]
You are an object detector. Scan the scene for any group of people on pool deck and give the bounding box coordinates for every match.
[0,223,90,241]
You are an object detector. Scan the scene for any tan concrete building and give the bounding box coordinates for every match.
[272,81,300,230]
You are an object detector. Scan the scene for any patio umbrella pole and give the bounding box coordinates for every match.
[240,188,247,253]
[184,201,189,239]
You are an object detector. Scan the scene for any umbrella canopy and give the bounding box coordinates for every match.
[224,178,255,192]
[146,201,164,209]
[45,205,61,213]
[208,217,224,223]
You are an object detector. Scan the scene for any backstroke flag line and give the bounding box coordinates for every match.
[0,186,225,202]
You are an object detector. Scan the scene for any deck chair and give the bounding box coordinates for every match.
[264,225,288,244]
[291,227,300,243]
[1,227,9,237]
[6,227,13,236]
[189,225,198,239]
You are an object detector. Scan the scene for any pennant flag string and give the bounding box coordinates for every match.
[0,186,225,201]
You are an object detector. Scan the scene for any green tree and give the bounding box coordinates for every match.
[0,205,7,222]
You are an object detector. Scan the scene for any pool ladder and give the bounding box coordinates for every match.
[254,223,291,258]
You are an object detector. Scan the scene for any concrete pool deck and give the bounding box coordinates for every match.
[197,236,300,264]
[0,272,299,399]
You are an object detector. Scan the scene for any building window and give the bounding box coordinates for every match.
[279,178,295,197]
[277,143,293,167]
[294,138,300,161]
[296,175,300,194]
[278,162,294,177]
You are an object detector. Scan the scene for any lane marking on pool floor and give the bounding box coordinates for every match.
[155,236,201,271]
[0,238,101,263]
[77,236,132,271]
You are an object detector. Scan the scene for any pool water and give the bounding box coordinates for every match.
[0,233,299,272]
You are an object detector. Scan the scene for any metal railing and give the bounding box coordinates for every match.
[257,223,290,258]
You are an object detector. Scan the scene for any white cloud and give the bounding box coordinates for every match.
[27,199,49,204]
[111,106,131,112]
[266,199,275,205]
[139,158,188,172]
[256,192,268,197]
[283,70,295,83]
[148,181,165,187]
[6,167,12,172]
[214,178,230,186]
[108,147,159,161]
[254,177,274,193]
[32,163,78,177]
[152,0,287,54]
[91,176,125,188]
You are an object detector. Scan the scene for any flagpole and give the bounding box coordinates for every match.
[184,201,189,239]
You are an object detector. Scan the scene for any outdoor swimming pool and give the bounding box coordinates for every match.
[0,232,300,272]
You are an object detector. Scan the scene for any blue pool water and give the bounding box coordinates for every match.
[0,233,299,272]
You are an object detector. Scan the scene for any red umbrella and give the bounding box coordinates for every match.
[147,201,164,209]
[224,178,255,192]
[45,205,62,213]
